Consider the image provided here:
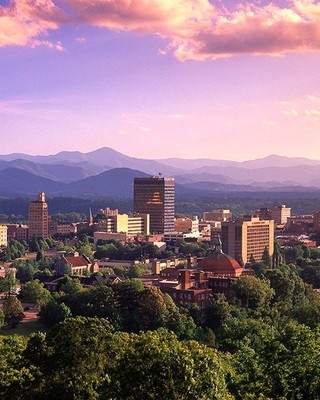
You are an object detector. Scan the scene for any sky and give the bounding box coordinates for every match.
[1,0,320,161]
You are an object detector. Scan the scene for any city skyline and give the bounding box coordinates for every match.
[1,0,320,160]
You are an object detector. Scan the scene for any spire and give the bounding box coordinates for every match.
[88,208,93,226]
[214,234,223,253]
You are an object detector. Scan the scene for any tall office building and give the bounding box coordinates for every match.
[272,204,291,225]
[221,216,274,265]
[28,192,49,239]
[134,176,175,233]
[0,225,8,247]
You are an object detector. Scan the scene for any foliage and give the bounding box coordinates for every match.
[60,277,83,296]
[0,272,17,295]
[230,276,274,315]
[2,297,24,328]
[19,280,51,307]
[0,240,26,262]
[39,299,72,328]
[14,260,39,283]
[104,329,233,400]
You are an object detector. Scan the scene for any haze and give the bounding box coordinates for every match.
[1,0,320,160]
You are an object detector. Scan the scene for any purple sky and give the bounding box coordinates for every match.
[1,0,320,161]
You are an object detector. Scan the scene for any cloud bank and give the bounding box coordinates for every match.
[1,0,320,59]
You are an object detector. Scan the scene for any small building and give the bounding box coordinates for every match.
[54,252,98,276]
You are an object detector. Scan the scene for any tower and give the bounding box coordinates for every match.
[28,192,49,239]
[134,176,175,234]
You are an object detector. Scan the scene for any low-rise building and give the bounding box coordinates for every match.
[54,252,98,276]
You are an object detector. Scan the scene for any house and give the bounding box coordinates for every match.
[54,252,98,276]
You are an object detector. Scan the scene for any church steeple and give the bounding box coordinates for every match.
[214,234,223,253]
[88,208,93,226]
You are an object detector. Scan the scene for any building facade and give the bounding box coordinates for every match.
[272,204,291,225]
[28,192,49,239]
[134,176,175,233]
[203,209,232,222]
[314,211,320,233]
[0,225,8,247]
[174,216,199,233]
[221,216,274,265]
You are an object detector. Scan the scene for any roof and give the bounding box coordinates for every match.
[64,255,90,267]
[197,251,243,276]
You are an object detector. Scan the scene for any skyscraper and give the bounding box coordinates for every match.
[134,176,175,234]
[28,192,49,239]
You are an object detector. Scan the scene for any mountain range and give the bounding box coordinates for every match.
[0,147,320,198]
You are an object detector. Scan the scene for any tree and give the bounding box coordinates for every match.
[3,297,24,328]
[0,335,33,399]
[44,317,114,399]
[206,293,231,331]
[14,260,38,283]
[231,276,274,315]
[103,329,233,400]
[231,322,320,399]
[60,277,83,296]
[39,299,72,327]
[0,309,4,330]
[0,271,16,295]
[19,280,51,307]
[262,246,272,268]
[273,239,282,268]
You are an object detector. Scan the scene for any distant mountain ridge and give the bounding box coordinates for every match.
[0,147,320,198]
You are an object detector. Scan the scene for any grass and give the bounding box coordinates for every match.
[0,320,49,337]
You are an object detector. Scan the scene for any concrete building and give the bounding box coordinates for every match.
[16,225,28,241]
[0,225,8,247]
[272,204,291,225]
[134,176,175,233]
[174,216,199,233]
[285,215,314,235]
[256,207,272,220]
[163,231,201,242]
[99,207,119,216]
[28,192,49,239]
[98,213,150,236]
[49,221,78,236]
[203,209,232,222]
[221,216,274,265]
[314,211,320,233]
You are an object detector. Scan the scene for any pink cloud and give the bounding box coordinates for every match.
[2,0,320,59]
[0,0,62,48]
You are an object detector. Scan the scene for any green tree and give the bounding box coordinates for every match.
[60,277,83,296]
[231,276,274,315]
[3,297,24,328]
[45,317,114,399]
[39,299,71,327]
[262,246,272,268]
[206,293,231,331]
[14,260,38,283]
[0,309,4,330]
[104,329,233,400]
[0,271,16,295]
[0,335,34,399]
[19,280,51,307]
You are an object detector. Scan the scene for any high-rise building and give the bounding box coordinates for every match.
[272,204,291,225]
[0,225,8,247]
[221,216,274,265]
[28,192,49,239]
[134,176,175,233]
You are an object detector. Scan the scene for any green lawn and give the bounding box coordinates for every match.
[0,320,48,337]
